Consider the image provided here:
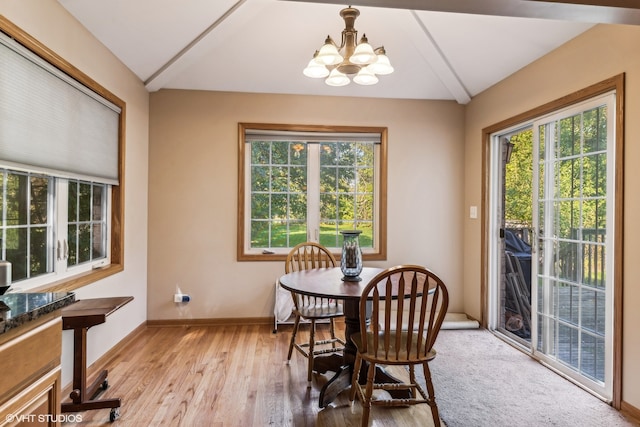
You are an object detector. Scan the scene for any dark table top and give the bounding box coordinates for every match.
[61,296,134,329]
[279,267,385,300]
[0,292,76,334]
[279,266,433,302]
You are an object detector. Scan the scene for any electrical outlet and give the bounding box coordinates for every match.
[174,294,190,303]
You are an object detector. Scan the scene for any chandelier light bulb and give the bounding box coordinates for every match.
[303,57,330,78]
[350,35,377,65]
[368,51,394,75]
[353,67,379,85]
[315,37,343,66]
[325,68,350,87]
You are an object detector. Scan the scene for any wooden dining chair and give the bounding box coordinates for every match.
[349,265,449,427]
[285,242,345,382]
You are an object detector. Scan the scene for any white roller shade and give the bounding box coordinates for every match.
[0,32,120,184]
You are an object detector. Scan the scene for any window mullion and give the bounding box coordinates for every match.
[307,143,320,242]
[55,179,69,274]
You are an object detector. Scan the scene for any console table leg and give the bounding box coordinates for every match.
[70,327,88,405]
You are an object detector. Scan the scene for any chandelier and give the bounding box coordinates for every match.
[303,6,394,87]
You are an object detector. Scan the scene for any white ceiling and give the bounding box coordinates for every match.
[56,0,606,104]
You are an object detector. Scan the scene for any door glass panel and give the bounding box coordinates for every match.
[499,128,534,341]
[535,98,612,392]
[558,323,579,366]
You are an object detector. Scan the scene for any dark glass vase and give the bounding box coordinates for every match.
[340,230,363,281]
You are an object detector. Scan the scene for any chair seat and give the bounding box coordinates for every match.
[351,331,437,364]
[295,304,343,320]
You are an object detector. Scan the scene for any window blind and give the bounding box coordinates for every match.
[0,32,120,184]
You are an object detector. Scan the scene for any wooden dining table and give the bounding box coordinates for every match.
[279,266,412,407]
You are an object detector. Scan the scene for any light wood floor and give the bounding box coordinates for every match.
[61,323,439,427]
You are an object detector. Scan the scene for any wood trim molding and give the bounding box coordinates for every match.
[621,401,640,424]
[480,73,625,408]
[236,123,388,262]
[147,317,274,328]
[147,317,346,329]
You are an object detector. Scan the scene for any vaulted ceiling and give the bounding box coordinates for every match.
[57,0,637,103]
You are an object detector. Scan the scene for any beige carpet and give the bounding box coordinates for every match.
[421,329,637,427]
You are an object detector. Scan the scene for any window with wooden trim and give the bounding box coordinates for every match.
[238,124,387,261]
[0,18,125,292]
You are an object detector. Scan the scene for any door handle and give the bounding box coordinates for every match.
[531,227,537,254]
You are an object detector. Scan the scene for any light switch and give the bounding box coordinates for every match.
[470,206,478,219]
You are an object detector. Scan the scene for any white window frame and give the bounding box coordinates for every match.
[58,178,111,273]
[0,170,112,291]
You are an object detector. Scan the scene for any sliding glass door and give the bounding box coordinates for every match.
[491,92,616,400]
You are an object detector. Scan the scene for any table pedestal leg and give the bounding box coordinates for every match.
[317,299,410,407]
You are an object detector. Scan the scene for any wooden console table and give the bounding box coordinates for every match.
[61,296,133,422]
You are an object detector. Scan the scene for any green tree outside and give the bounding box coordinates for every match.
[250,140,374,249]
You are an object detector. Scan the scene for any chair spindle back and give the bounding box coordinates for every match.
[360,265,449,362]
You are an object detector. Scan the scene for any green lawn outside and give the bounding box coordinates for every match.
[251,222,373,249]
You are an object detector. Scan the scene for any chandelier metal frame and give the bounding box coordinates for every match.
[303,6,394,86]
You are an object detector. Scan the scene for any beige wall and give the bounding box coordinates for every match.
[148,90,465,320]
[1,0,150,387]
[464,23,640,409]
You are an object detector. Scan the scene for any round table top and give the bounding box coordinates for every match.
[279,267,385,300]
